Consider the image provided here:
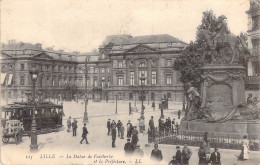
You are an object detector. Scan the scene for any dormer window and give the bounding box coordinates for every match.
[101,53,105,59]
[167,59,171,66]
[167,43,172,47]
[118,61,123,68]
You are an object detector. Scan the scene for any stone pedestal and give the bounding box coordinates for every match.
[180,64,260,138]
[201,64,246,109]
[180,120,260,139]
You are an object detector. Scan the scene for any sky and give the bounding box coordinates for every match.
[1,0,250,53]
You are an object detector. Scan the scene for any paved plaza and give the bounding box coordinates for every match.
[1,101,260,165]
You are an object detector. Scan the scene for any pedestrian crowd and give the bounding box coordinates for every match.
[148,115,180,143]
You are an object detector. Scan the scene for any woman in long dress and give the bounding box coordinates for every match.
[239,135,250,160]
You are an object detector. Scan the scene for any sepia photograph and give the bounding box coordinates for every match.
[1,0,260,164]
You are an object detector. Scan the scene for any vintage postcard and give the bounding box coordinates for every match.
[1,0,260,165]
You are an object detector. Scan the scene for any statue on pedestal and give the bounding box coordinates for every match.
[197,15,250,64]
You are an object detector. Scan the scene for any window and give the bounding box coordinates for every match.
[52,78,55,86]
[167,43,172,47]
[46,65,49,70]
[118,76,123,86]
[107,78,110,87]
[118,61,123,68]
[20,64,24,70]
[20,75,25,85]
[152,71,157,85]
[166,75,172,85]
[101,68,105,73]
[89,67,94,73]
[107,68,110,73]
[167,59,171,66]
[58,66,61,71]
[101,53,105,59]
[52,66,55,71]
[94,79,97,87]
[252,15,259,30]
[39,77,43,87]
[101,76,105,87]
[58,79,61,86]
[139,70,147,85]
[79,80,83,87]
[129,93,133,100]
[252,40,259,55]
[94,68,98,73]
[130,72,135,85]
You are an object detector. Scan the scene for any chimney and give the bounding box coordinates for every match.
[72,51,80,55]
[58,49,64,53]
[35,43,42,49]
[46,47,54,51]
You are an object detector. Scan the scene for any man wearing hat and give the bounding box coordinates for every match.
[131,126,139,147]
[149,116,155,131]
[111,125,117,148]
[168,156,178,165]
[182,143,192,165]
[175,146,182,164]
[107,119,111,135]
[80,123,89,144]
[124,138,134,156]
[120,123,125,139]
[210,148,221,165]
[72,119,78,137]
[150,143,163,162]
[116,120,122,137]
[133,144,144,157]
[212,15,229,48]
[127,120,133,138]
[111,120,116,129]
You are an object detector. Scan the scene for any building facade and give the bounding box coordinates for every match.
[86,34,187,102]
[246,0,260,96]
[0,41,89,104]
[1,34,186,104]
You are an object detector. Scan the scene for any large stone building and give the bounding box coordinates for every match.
[0,40,91,103]
[246,0,260,96]
[86,34,187,102]
[1,34,187,104]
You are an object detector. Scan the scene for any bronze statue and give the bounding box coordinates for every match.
[197,15,250,64]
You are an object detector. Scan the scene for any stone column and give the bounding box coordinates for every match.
[147,59,151,85]
[135,60,138,85]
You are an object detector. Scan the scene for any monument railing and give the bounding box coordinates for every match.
[148,128,260,151]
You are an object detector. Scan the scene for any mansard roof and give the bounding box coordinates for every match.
[100,34,186,47]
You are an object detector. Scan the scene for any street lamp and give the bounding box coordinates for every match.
[115,94,118,114]
[83,67,88,123]
[29,64,39,152]
[139,73,146,119]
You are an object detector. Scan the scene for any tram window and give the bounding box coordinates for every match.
[2,112,5,118]
[6,112,11,119]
